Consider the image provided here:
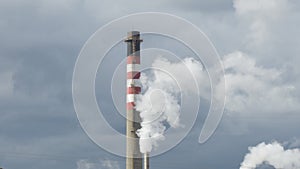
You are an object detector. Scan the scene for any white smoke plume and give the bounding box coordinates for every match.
[240,141,300,169]
[136,57,204,153]
[223,51,299,115]
[77,159,120,169]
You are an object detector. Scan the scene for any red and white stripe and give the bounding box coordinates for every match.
[126,55,141,110]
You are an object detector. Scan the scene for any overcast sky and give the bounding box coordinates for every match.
[0,0,300,169]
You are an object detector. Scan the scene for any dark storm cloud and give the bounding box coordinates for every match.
[0,0,300,169]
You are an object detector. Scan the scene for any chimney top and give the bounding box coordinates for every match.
[125,31,143,42]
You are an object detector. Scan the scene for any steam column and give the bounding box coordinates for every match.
[125,31,143,169]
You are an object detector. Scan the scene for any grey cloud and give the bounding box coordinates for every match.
[0,0,300,169]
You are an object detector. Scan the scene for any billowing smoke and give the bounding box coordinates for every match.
[240,141,300,169]
[136,57,204,153]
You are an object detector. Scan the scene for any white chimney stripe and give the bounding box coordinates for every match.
[127,79,141,87]
[127,94,136,103]
[127,64,140,72]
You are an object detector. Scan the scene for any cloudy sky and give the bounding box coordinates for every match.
[1,0,300,169]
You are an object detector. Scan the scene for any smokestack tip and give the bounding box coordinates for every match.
[127,31,140,36]
[125,31,143,42]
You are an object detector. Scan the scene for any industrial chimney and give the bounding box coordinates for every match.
[125,31,146,169]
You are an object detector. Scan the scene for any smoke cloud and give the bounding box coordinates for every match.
[240,141,300,169]
[223,51,299,115]
[136,57,204,153]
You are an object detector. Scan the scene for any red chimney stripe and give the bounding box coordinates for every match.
[127,86,141,94]
[127,71,140,79]
[127,55,140,64]
[127,102,135,110]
